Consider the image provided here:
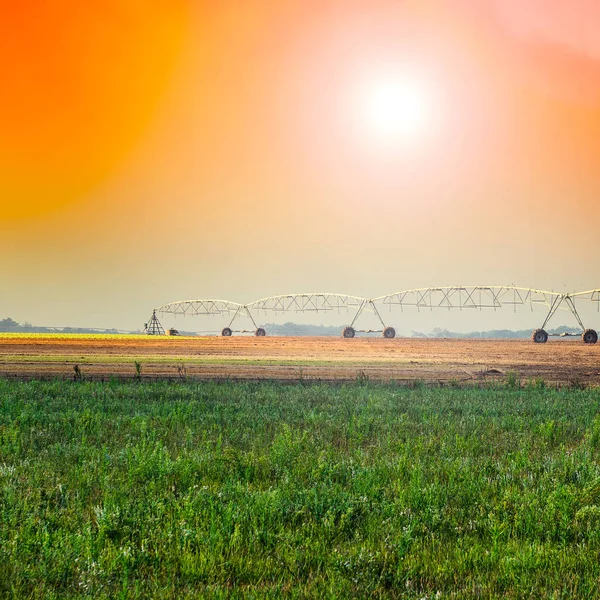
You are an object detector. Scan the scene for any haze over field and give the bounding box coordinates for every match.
[2,1,600,331]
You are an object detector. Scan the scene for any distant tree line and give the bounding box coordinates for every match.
[264,322,580,338]
[0,317,581,338]
[264,322,352,336]
[410,325,579,338]
[0,317,129,334]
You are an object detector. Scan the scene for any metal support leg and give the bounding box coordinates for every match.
[227,306,242,329]
[563,296,586,331]
[349,300,367,327]
[540,295,564,330]
[369,301,387,329]
[245,306,258,329]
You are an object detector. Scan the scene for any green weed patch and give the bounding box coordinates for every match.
[1,380,600,597]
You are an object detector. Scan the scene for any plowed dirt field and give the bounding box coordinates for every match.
[1,335,599,385]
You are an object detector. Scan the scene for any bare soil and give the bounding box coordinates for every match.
[1,335,599,385]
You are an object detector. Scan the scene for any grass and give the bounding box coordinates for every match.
[1,379,600,598]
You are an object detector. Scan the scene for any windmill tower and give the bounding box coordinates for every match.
[144,310,165,335]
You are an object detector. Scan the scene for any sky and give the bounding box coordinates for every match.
[2,1,600,332]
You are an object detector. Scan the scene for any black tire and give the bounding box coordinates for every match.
[255,328,266,337]
[532,328,548,344]
[582,328,598,344]
[221,327,232,337]
[383,326,396,339]
[342,326,355,339]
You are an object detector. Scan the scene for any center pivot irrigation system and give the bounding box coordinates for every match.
[146,287,600,343]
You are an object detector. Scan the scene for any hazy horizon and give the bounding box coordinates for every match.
[3,1,600,332]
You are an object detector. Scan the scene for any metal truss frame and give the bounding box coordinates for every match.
[373,286,561,312]
[157,299,243,316]
[372,286,599,334]
[151,287,600,340]
[572,289,600,308]
[247,293,387,335]
[155,299,258,333]
[248,293,363,317]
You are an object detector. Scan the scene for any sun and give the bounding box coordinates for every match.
[359,74,436,144]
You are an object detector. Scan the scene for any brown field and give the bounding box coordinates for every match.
[0,334,599,385]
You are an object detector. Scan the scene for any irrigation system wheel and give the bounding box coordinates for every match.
[221,327,232,337]
[582,328,598,344]
[342,326,356,338]
[255,328,266,337]
[531,328,548,344]
[383,326,396,339]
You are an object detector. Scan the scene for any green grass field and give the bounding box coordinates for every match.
[1,379,600,598]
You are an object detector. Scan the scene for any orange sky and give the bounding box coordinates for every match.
[2,1,600,330]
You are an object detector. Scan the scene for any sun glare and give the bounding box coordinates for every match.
[359,74,435,145]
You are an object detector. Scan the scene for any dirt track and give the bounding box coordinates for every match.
[1,335,599,385]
